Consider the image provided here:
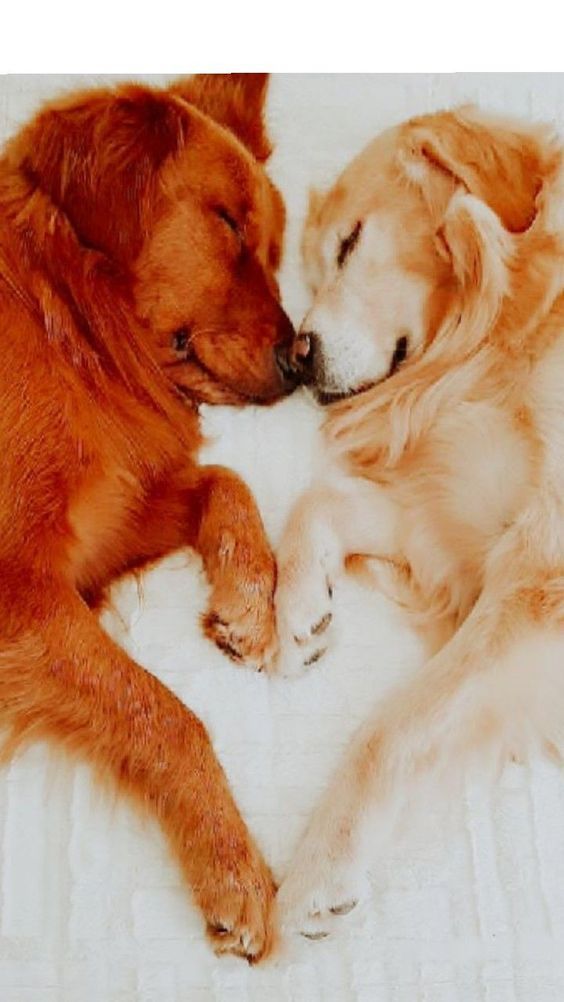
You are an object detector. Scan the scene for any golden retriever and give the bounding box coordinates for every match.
[0,73,298,963]
[273,106,564,939]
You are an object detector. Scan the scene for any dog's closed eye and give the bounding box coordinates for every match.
[337,221,362,268]
[171,328,192,356]
[216,207,240,236]
[389,333,409,375]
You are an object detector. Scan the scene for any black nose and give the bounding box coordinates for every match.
[276,331,316,386]
[293,331,315,376]
[275,341,300,385]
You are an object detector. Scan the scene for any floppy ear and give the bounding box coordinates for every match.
[8,84,188,262]
[170,73,272,162]
[438,190,511,305]
[400,107,551,233]
[398,117,515,364]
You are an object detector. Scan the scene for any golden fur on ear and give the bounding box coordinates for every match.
[7,85,189,262]
[440,191,511,296]
[399,106,557,233]
[170,73,272,162]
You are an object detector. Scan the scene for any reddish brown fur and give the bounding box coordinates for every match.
[0,74,295,962]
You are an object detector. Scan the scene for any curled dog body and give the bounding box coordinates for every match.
[274,108,564,939]
[0,73,297,962]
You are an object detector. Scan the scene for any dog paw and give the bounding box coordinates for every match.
[274,566,335,677]
[275,843,364,942]
[198,855,277,964]
[204,606,277,672]
[204,562,278,672]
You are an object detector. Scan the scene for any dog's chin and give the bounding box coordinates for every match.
[311,380,377,407]
[174,369,291,407]
[311,352,411,406]
[176,381,248,407]
[311,335,412,406]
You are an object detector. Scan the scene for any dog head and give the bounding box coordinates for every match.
[292,106,554,404]
[8,74,297,406]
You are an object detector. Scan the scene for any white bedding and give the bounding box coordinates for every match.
[2,73,564,1002]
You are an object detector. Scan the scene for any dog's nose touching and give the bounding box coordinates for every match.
[275,329,317,386]
[292,331,313,366]
[275,341,300,386]
[288,330,317,383]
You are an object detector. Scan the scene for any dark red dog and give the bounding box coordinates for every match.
[0,74,296,962]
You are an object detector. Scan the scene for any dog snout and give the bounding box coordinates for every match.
[275,325,318,387]
[273,309,301,390]
[275,340,300,385]
[293,330,315,369]
[287,329,317,384]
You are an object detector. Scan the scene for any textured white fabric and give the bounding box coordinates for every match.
[2,73,564,1002]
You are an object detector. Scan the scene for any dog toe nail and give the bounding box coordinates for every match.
[330,900,358,916]
[311,612,332,635]
[301,929,330,940]
[215,637,243,662]
[208,613,228,629]
[209,921,231,936]
[304,648,327,667]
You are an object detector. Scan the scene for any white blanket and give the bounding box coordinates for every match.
[2,73,564,1002]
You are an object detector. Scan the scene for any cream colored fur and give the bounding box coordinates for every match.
[274,107,564,940]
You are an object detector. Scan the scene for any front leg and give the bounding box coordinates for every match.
[191,466,277,671]
[276,509,564,941]
[110,464,277,672]
[1,577,276,962]
[275,611,491,940]
[275,476,398,675]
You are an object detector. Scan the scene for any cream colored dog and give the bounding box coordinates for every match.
[274,106,564,940]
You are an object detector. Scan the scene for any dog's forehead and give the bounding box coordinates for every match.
[157,105,265,210]
[316,127,404,237]
[175,150,255,206]
[304,139,436,287]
